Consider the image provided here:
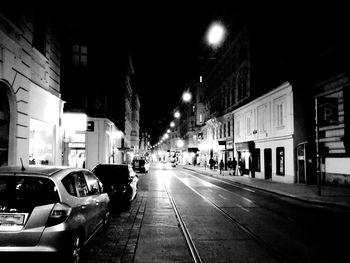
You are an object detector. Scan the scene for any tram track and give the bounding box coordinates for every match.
[164,171,290,263]
[163,181,202,263]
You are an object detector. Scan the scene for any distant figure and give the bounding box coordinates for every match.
[209,158,214,169]
[238,158,243,175]
[227,158,233,175]
[232,157,237,176]
[219,160,224,175]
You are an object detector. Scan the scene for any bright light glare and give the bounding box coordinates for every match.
[182,92,192,102]
[174,111,180,118]
[113,130,123,139]
[170,122,175,127]
[177,139,184,148]
[62,113,87,132]
[206,22,226,48]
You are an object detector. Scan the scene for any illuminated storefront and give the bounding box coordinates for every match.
[62,114,123,169]
[29,119,54,165]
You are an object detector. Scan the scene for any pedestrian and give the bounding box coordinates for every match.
[209,158,214,169]
[227,158,233,175]
[238,158,243,175]
[232,157,237,176]
[219,159,224,175]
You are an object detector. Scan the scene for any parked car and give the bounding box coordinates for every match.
[91,164,138,210]
[0,166,110,263]
[132,159,149,173]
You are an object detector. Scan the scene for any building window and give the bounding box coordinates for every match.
[246,112,252,135]
[277,102,284,127]
[220,125,222,138]
[73,45,88,66]
[236,117,241,138]
[228,121,231,137]
[276,147,285,176]
[258,104,267,133]
[199,113,203,123]
[33,13,47,55]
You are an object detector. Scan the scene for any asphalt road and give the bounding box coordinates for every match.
[81,164,350,262]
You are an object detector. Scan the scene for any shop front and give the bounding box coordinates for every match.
[235,141,255,177]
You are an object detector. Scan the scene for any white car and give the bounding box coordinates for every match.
[0,166,110,262]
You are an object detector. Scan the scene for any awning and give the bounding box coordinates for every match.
[188,147,199,153]
[235,141,255,151]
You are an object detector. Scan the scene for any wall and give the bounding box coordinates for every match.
[0,9,63,166]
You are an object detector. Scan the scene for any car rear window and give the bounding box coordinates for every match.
[92,165,129,184]
[0,175,59,213]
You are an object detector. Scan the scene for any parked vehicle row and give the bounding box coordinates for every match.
[0,162,142,263]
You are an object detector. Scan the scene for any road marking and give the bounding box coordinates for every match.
[218,194,227,200]
[184,169,256,193]
[180,170,256,205]
[237,204,250,213]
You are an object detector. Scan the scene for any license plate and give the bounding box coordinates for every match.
[0,213,25,226]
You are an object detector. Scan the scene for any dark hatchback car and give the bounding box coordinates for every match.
[91,164,138,210]
[132,159,149,173]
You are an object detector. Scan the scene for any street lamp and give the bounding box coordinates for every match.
[182,91,192,102]
[205,21,226,49]
[174,111,181,119]
[176,139,184,148]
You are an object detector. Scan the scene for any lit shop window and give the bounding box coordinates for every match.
[29,119,54,165]
[276,147,285,176]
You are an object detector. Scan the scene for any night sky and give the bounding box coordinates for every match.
[57,1,348,133]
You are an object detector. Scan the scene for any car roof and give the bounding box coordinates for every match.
[0,165,87,179]
[93,164,130,168]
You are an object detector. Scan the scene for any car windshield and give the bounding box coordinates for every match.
[133,160,145,166]
[92,165,129,185]
[0,175,59,213]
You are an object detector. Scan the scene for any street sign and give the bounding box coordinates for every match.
[317,97,338,127]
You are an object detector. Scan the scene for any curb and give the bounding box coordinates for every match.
[182,166,350,210]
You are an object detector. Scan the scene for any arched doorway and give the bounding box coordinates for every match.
[0,82,10,166]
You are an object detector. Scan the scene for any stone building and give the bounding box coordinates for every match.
[0,5,64,166]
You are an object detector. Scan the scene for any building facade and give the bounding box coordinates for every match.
[234,82,303,183]
[0,6,63,166]
[314,74,350,185]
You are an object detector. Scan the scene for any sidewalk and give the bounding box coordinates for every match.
[180,164,350,210]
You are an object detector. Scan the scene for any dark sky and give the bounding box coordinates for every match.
[58,1,348,134]
[121,3,236,132]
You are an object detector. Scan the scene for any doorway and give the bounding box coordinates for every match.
[264,148,272,180]
[0,85,10,166]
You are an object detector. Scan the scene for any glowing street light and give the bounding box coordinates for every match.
[205,21,226,49]
[182,91,192,102]
[174,111,181,119]
[170,121,175,127]
[176,139,184,148]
